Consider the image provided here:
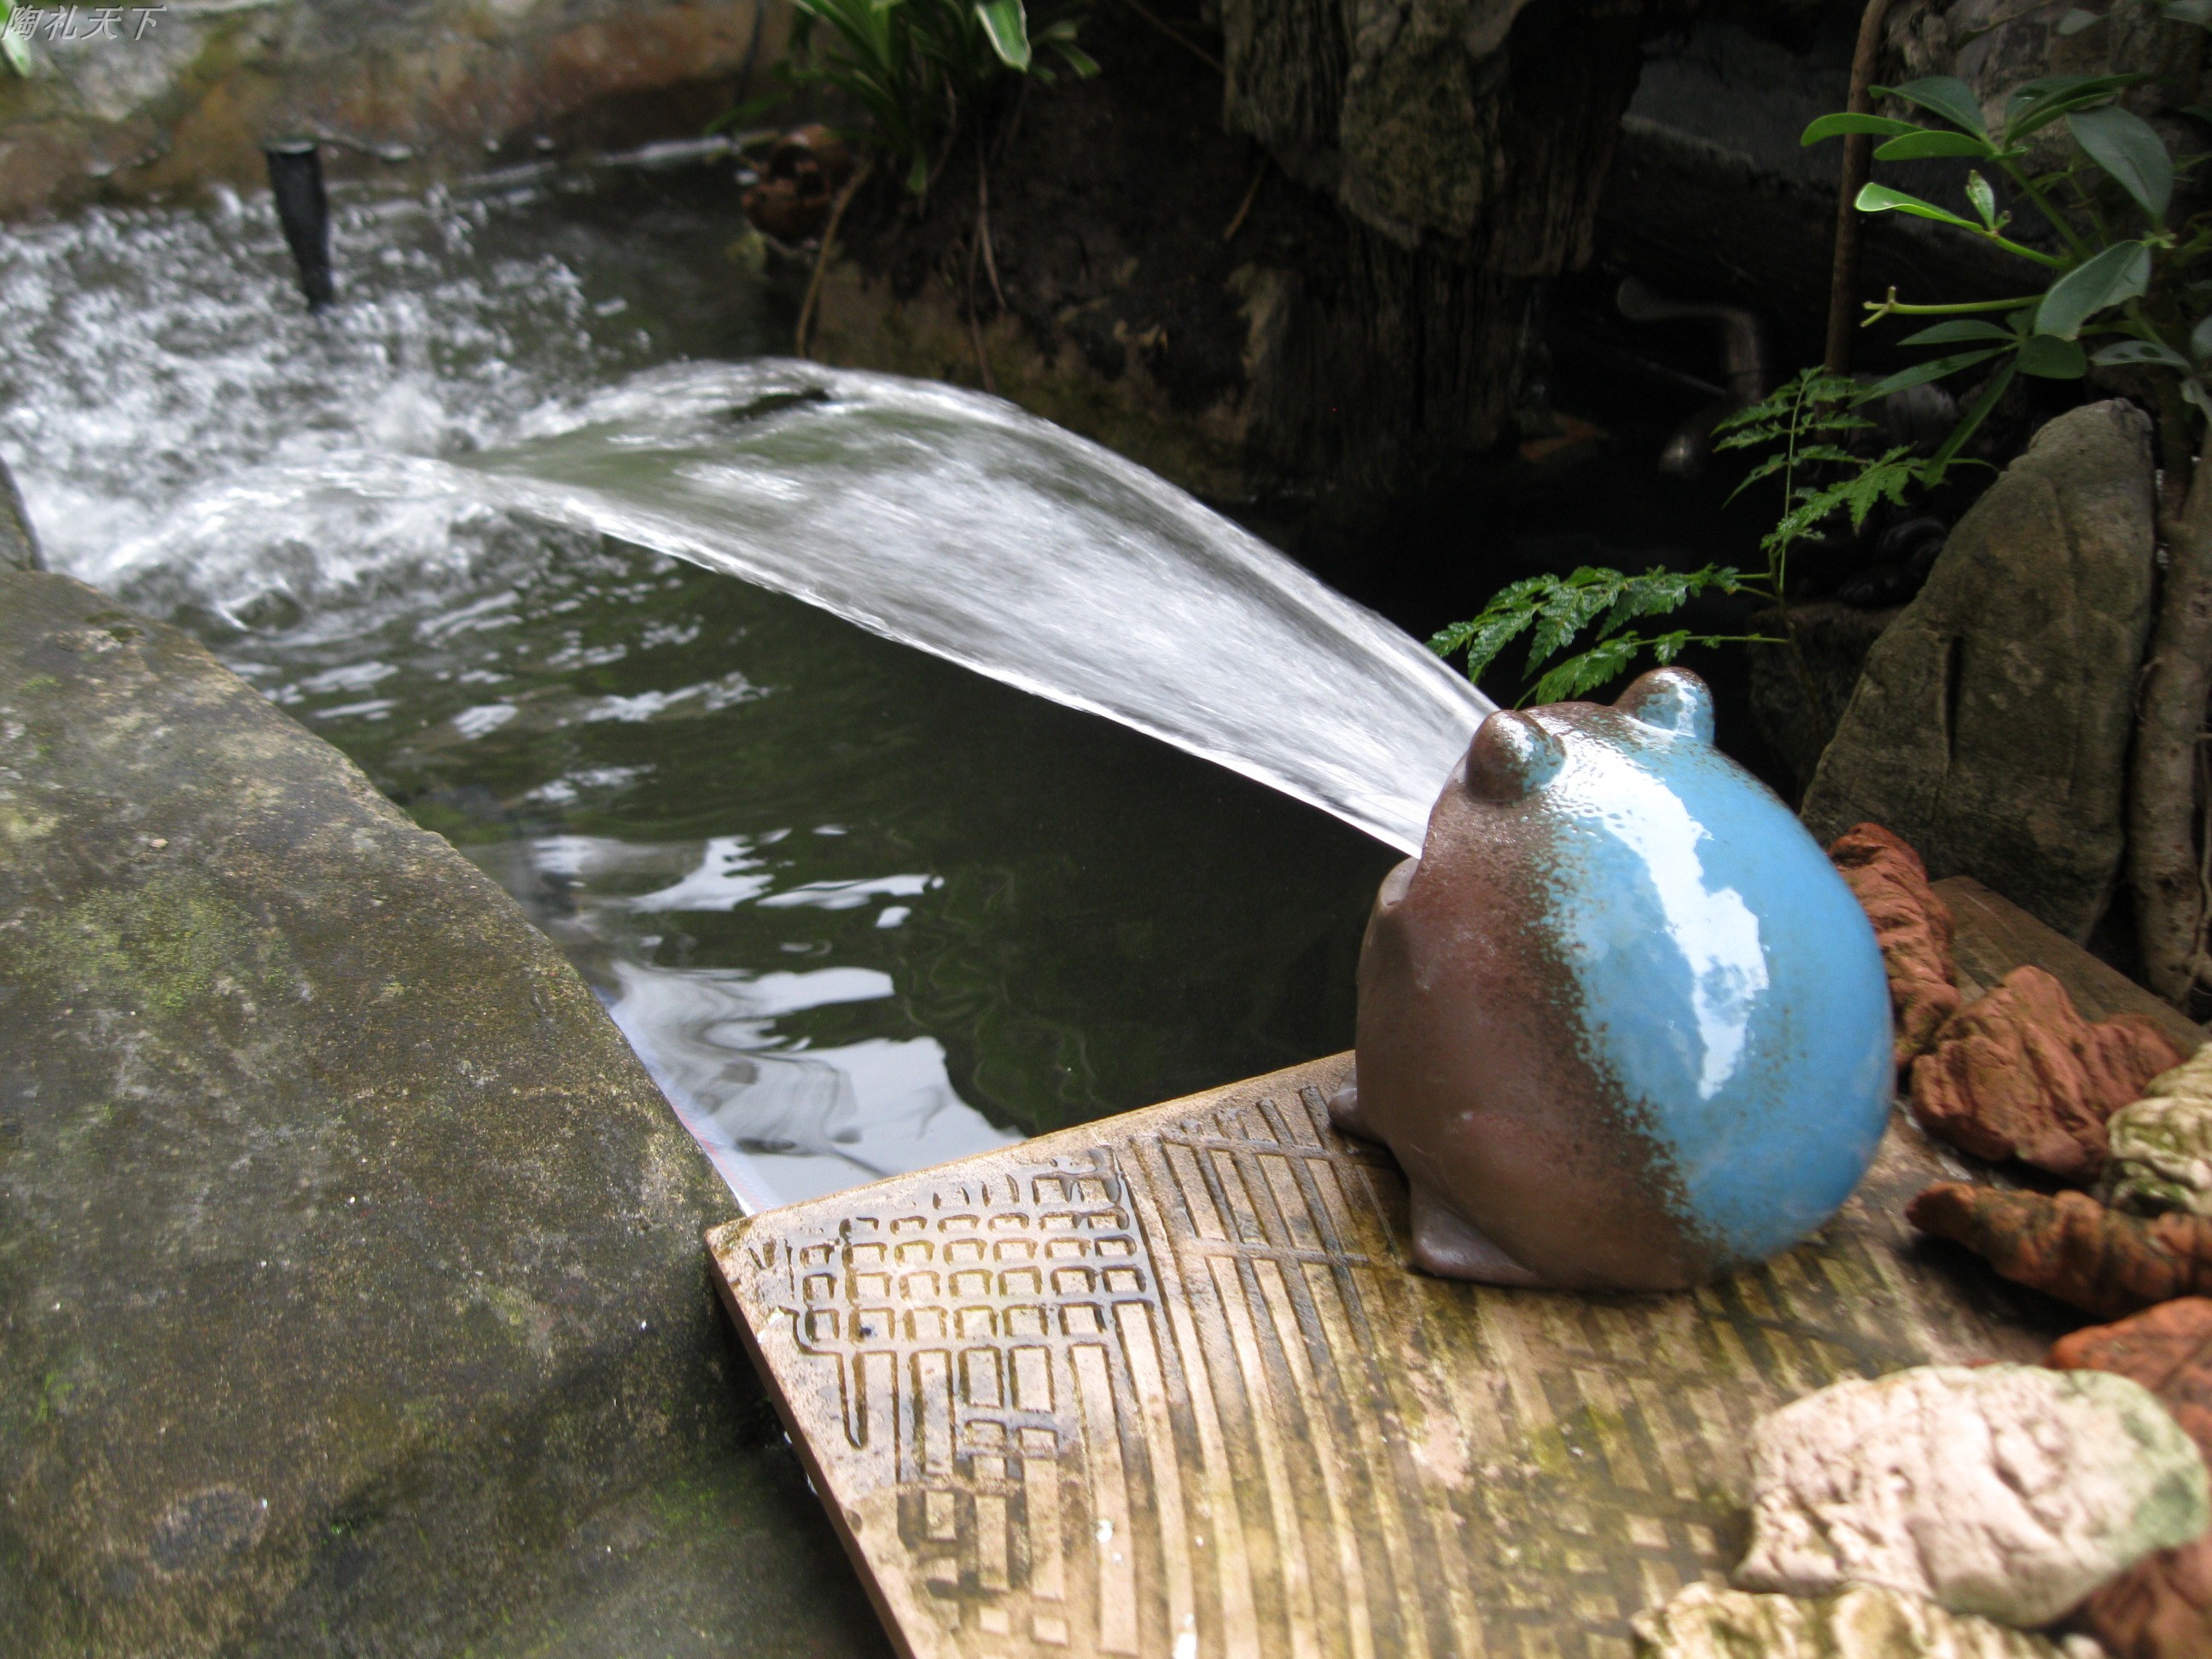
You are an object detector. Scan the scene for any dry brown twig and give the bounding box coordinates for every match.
[795,160,873,361]
[1113,0,1223,74]
[963,217,998,396]
[977,149,1007,313]
[1825,0,1898,375]
[1222,155,1269,242]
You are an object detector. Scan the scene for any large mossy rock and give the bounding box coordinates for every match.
[1801,402,2157,942]
[0,572,887,1657]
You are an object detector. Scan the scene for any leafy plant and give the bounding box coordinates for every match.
[1803,12,2212,1010]
[1430,566,1755,707]
[1431,371,1933,707]
[783,0,1097,193]
[1802,60,2207,457]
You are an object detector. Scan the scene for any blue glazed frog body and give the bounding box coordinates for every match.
[1336,667,1891,1291]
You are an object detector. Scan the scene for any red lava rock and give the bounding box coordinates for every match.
[1829,823,1959,1067]
[2077,1540,2212,1659]
[2050,1297,2212,1452]
[1907,1182,2212,1319]
[2049,1301,2212,1659]
[1908,966,2186,1181]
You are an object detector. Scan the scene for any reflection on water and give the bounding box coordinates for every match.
[501,830,1015,1207]
[0,173,1397,1208]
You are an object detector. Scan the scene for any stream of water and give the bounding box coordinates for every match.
[1,166,1481,1207]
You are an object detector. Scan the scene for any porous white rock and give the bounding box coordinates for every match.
[1732,1364,2207,1624]
[1633,1582,2082,1659]
[2102,1046,2212,1215]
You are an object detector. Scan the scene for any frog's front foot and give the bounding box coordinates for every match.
[1326,1077,1377,1140]
[1409,1186,1547,1287]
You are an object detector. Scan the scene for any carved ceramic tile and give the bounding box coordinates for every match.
[708,1053,2058,1659]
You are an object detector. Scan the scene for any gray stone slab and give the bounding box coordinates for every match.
[1802,402,2158,942]
[0,571,888,1657]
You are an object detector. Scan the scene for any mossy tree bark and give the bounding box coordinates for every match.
[1218,0,1670,487]
[2130,439,2212,1007]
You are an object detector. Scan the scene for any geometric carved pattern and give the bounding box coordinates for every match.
[710,1053,2063,1659]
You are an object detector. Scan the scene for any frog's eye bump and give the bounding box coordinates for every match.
[1464,710,1565,801]
[1615,667,1715,742]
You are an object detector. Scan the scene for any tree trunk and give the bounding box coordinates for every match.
[2131,439,2212,1006]
[1217,0,1665,487]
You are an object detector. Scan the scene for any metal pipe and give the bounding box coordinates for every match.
[264,141,335,312]
[1616,277,1770,478]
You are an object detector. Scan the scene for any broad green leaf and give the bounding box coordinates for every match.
[1966,171,2000,228]
[2094,338,2192,370]
[1857,347,2007,401]
[2005,72,2154,142]
[2035,240,2152,339]
[2069,106,2174,220]
[1874,130,1997,160]
[2195,315,2212,361]
[2164,0,2212,23]
[2017,334,2087,378]
[975,0,1031,70]
[1877,77,1988,137]
[1855,182,1978,230]
[1051,39,1098,76]
[1901,318,2017,346]
[2058,6,2103,31]
[1802,112,1924,145]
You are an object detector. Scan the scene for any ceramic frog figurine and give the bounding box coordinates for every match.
[1333,667,1890,1291]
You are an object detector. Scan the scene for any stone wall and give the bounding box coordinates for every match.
[0,0,791,217]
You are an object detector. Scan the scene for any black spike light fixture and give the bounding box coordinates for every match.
[263,140,335,312]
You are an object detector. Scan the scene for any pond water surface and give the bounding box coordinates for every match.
[0,164,1398,1207]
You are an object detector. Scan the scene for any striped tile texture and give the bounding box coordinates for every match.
[709,1053,2060,1659]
